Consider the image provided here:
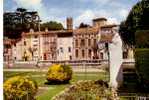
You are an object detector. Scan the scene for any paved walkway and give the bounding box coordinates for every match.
[3,68,105,72]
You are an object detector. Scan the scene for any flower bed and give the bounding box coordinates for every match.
[52,80,112,100]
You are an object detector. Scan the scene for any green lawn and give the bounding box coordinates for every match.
[4,71,109,100]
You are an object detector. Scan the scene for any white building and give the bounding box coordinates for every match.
[57,32,73,60]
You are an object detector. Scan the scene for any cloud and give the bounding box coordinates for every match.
[107,17,118,24]
[74,9,120,28]
[13,0,42,8]
[13,0,47,22]
[11,0,135,28]
[119,9,129,19]
[74,10,95,27]
[80,0,113,4]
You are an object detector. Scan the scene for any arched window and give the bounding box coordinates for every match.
[82,49,85,58]
[88,49,92,58]
[75,49,78,58]
[88,39,91,46]
[75,39,78,47]
[81,39,85,46]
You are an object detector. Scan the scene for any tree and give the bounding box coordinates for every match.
[4,8,41,39]
[119,0,149,46]
[119,0,149,90]
[79,22,91,28]
[40,21,64,31]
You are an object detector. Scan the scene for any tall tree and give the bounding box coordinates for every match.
[4,8,41,39]
[119,0,149,46]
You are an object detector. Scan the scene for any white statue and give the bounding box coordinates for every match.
[109,31,123,89]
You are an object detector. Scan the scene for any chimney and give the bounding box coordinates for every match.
[92,17,107,28]
[67,17,73,30]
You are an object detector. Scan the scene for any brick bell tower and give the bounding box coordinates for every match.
[67,17,73,30]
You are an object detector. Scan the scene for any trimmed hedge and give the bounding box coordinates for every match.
[135,48,149,85]
[46,64,72,84]
[135,30,149,48]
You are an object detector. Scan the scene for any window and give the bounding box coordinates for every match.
[94,39,96,46]
[14,43,16,47]
[82,49,85,58]
[60,47,63,53]
[123,51,127,59]
[88,39,91,46]
[44,41,49,45]
[69,56,72,60]
[81,39,85,46]
[75,39,78,47]
[33,44,38,47]
[68,47,71,52]
[34,35,38,38]
[75,49,78,58]
[88,49,92,58]
[24,41,26,46]
[100,52,103,59]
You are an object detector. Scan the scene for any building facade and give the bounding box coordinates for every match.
[73,27,98,60]
[73,18,108,60]
[12,18,73,61]
[4,38,13,62]
[57,32,73,60]
[6,17,134,62]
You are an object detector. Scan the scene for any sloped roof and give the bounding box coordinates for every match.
[22,30,73,36]
[74,27,99,34]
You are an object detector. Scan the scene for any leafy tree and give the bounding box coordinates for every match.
[4,8,41,39]
[119,0,149,46]
[79,22,91,28]
[40,21,64,31]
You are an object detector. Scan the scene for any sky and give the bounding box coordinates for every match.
[4,0,139,28]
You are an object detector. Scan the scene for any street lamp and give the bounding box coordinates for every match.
[97,41,110,82]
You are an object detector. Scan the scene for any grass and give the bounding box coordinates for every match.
[4,71,109,100]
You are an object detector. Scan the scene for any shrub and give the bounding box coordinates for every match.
[135,30,149,48]
[4,76,38,100]
[46,64,72,83]
[135,48,149,85]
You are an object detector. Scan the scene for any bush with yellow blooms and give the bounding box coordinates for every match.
[46,64,72,83]
[4,76,38,100]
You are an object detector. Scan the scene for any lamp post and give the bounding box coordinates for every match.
[105,42,110,82]
[97,41,110,82]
